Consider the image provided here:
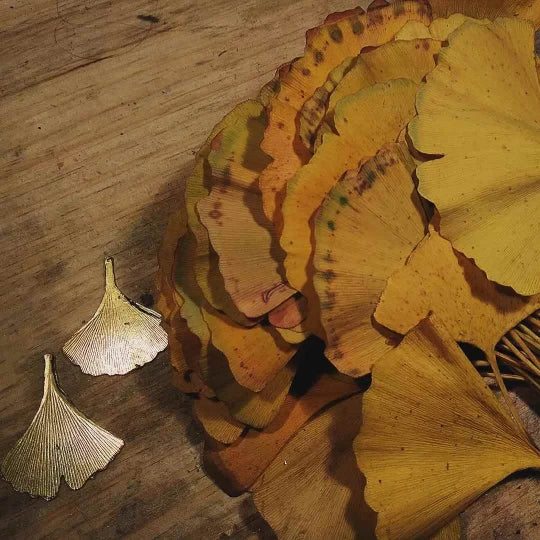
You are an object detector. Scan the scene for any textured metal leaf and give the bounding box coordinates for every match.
[63,257,168,376]
[1,355,124,499]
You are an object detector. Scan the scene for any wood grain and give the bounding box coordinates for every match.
[0,1,538,538]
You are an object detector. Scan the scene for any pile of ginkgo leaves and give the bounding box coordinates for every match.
[157,1,540,538]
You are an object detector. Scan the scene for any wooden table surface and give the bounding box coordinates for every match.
[1,1,538,538]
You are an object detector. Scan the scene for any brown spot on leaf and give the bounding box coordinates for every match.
[323,269,336,281]
[368,12,384,26]
[351,19,364,34]
[329,26,343,43]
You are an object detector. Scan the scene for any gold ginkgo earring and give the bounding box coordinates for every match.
[63,257,168,376]
[1,354,124,499]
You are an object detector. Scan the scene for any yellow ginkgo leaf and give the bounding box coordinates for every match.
[396,13,490,41]
[354,317,540,540]
[198,100,295,319]
[428,13,490,39]
[259,0,432,222]
[313,143,427,376]
[252,384,463,540]
[429,0,540,26]
[252,393,376,539]
[409,18,540,295]
[318,37,440,145]
[281,79,418,299]
[375,228,540,365]
[169,307,294,431]
[394,19,431,39]
[431,519,462,540]
[375,226,540,412]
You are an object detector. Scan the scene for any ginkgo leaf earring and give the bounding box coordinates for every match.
[1,354,124,499]
[63,257,168,376]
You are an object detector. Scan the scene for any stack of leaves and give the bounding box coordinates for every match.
[157,1,540,537]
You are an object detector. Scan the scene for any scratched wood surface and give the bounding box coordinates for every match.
[0,1,538,538]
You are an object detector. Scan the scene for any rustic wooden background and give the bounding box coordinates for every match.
[1,1,538,538]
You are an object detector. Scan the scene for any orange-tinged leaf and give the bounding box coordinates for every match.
[355,317,540,539]
[204,373,358,495]
[259,0,432,222]
[410,18,540,295]
[313,143,427,376]
[183,87,285,324]
[258,62,290,108]
[175,227,296,388]
[198,101,295,318]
